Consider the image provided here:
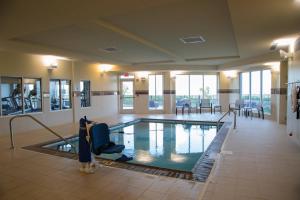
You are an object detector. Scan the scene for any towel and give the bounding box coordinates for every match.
[291,85,298,113]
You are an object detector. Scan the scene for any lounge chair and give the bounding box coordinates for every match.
[149,100,158,109]
[89,123,125,155]
[256,103,264,119]
[199,99,212,114]
[229,99,244,116]
[175,98,191,114]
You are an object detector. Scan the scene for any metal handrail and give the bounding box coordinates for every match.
[217,109,237,131]
[9,115,77,154]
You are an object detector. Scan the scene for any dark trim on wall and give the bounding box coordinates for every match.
[271,88,287,95]
[163,90,175,94]
[91,91,118,96]
[135,90,148,95]
[73,91,81,97]
[135,90,176,95]
[218,89,240,94]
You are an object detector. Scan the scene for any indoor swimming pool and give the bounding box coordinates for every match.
[43,120,218,172]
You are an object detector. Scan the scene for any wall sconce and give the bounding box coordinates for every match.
[43,56,58,70]
[136,71,149,82]
[170,71,184,79]
[223,70,237,79]
[98,64,114,74]
[264,62,280,72]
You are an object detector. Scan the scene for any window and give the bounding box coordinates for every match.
[24,78,42,113]
[50,79,72,111]
[175,74,218,107]
[148,74,163,110]
[240,70,271,114]
[80,80,91,108]
[0,77,42,116]
[1,77,23,115]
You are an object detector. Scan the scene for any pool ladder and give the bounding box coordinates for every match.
[9,115,77,154]
[216,109,237,131]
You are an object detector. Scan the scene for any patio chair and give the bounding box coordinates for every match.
[199,99,212,114]
[229,99,244,116]
[175,98,191,114]
[149,100,158,109]
[256,103,264,119]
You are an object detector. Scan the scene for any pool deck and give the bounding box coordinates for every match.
[0,114,300,199]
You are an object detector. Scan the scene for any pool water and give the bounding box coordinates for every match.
[44,121,217,172]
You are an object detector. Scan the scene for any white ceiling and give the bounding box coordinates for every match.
[0,0,300,70]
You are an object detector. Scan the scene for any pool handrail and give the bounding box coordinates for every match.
[9,114,77,154]
[217,109,237,131]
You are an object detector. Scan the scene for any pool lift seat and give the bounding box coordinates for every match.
[89,123,125,155]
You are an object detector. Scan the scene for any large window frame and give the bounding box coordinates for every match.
[0,76,42,116]
[175,74,218,107]
[50,79,72,111]
[148,74,164,110]
[240,69,272,114]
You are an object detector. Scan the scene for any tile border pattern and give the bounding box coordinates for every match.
[271,88,287,95]
[217,89,240,94]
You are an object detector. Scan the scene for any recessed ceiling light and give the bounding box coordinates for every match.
[180,36,205,44]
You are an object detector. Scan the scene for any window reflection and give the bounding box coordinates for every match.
[175,124,216,154]
[123,125,134,156]
[190,126,202,153]
[1,77,23,115]
[61,80,71,109]
[24,78,42,113]
[175,124,189,154]
[50,80,60,111]
[149,123,164,156]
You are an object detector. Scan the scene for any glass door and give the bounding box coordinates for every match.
[120,80,134,112]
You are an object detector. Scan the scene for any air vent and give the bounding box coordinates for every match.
[102,47,118,52]
[180,36,205,44]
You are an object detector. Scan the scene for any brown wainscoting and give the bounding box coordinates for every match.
[163,90,175,94]
[135,90,148,95]
[135,90,176,95]
[73,91,81,97]
[218,89,240,94]
[271,88,287,95]
[91,91,118,96]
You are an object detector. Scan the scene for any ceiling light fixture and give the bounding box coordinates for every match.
[43,56,59,69]
[98,64,114,72]
[264,62,280,72]
[223,70,237,79]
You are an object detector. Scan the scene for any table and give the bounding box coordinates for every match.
[213,105,222,114]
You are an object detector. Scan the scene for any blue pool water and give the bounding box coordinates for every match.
[44,121,217,172]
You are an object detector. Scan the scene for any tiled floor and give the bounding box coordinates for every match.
[0,114,299,200]
[202,117,300,200]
